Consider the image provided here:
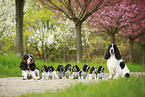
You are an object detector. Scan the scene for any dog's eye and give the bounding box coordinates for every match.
[26,55,29,59]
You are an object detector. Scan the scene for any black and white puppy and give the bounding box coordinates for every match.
[97,66,104,79]
[79,64,90,79]
[20,54,39,80]
[72,65,80,79]
[41,65,48,80]
[89,66,97,79]
[64,64,71,79]
[105,44,130,79]
[47,65,57,79]
[56,64,64,79]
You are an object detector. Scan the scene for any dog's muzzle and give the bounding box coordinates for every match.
[110,49,114,54]
[27,57,33,65]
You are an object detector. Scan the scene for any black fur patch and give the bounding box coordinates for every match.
[120,62,125,69]
[105,45,111,59]
[98,66,104,73]
[64,64,71,72]
[90,66,96,74]
[57,64,64,72]
[125,73,130,78]
[48,65,55,72]
[72,65,80,72]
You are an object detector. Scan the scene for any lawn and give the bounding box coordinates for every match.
[0,54,145,97]
[0,54,145,77]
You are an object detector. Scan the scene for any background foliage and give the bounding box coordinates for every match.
[0,0,144,65]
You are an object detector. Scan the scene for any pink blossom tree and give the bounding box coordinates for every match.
[87,0,144,44]
[87,0,145,63]
[119,0,145,63]
[39,0,122,62]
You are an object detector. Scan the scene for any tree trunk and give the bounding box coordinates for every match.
[142,47,145,66]
[75,22,82,63]
[111,34,115,44]
[15,0,24,56]
[129,39,133,64]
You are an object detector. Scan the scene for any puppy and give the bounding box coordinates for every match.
[79,64,90,79]
[56,64,64,79]
[64,64,71,79]
[72,65,80,79]
[97,66,104,79]
[89,66,97,79]
[105,43,130,79]
[20,54,39,80]
[47,65,57,79]
[41,65,48,80]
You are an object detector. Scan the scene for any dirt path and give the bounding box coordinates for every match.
[0,77,100,96]
[0,72,144,97]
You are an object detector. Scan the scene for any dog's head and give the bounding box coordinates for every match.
[23,54,34,65]
[98,66,104,73]
[72,65,80,72]
[105,43,121,60]
[41,65,47,72]
[57,64,64,72]
[47,65,55,72]
[90,66,97,74]
[65,64,71,71]
[83,64,90,72]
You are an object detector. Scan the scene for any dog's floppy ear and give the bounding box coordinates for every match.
[105,45,111,59]
[114,45,121,60]
[51,66,55,71]
[57,65,60,71]
[83,64,86,71]
[90,67,94,74]
[76,65,80,71]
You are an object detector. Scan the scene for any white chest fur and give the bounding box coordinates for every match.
[107,54,119,71]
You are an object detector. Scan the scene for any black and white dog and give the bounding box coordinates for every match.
[41,65,48,80]
[47,65,57,79]
[79,64,90,79]
[97,66,104,79]
[105,44,130,79]
[56,64,64,79]
[20,54,39,80]
[64,64,71,79]
[89,66,97,79]
[72,65,80,79]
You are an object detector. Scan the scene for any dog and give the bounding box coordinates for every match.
[47,65,57,79]
[72,65,80,79]
[79,64,90,79]
[89,66,97,79]
[56,64,64,79]
[97,66,104,79]
[105,43,130,79]
[41,65,48,80]
[64,64,71,79]
[20,54,39,80]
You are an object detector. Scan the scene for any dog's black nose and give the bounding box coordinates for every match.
[111,49,113,52]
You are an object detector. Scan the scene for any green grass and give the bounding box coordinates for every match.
[0,54,145,78]
[0,54,145,97]
[20,75,145,97]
